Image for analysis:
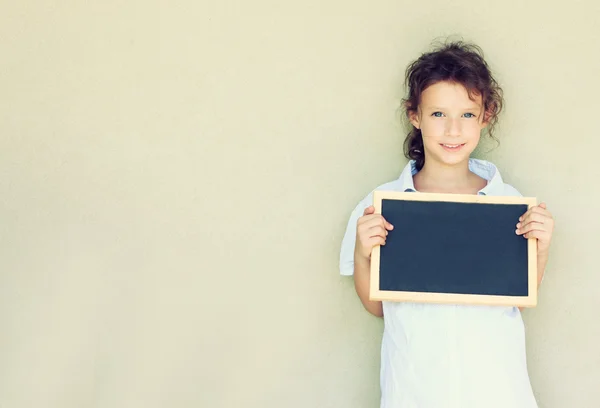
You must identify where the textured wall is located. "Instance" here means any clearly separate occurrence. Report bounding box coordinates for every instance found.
[1,1,598,407]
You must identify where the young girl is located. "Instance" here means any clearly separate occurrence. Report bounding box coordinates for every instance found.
[339,41,555,408]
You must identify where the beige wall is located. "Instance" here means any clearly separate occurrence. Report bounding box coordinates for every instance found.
[0,1,598,407]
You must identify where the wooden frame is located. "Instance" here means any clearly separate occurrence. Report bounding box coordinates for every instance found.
[369,191,538,307]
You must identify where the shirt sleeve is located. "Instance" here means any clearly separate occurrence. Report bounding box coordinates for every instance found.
[339,192,373,276]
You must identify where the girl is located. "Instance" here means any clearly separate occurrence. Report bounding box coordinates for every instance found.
[339,40,555,408]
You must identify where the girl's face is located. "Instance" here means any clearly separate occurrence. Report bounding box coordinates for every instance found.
[409,81,488,168]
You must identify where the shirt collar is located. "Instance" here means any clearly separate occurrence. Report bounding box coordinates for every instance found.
[397,158,504,195]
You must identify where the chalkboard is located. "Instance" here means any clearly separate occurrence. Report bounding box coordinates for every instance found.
[369,191,538,307]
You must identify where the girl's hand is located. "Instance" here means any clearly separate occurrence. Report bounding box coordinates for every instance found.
[355,205,394,261]
[516,202,554,254]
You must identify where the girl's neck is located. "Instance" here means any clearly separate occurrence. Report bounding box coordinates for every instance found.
[413,159,486,194]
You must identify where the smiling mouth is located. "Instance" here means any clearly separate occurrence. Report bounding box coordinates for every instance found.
[441,143,466,150]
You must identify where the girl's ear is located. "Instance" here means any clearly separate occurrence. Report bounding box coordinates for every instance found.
[408,109,420,129]
[481,109,492,129]
[481,103,495,128]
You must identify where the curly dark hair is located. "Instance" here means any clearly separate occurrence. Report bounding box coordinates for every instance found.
[401,40,504,170]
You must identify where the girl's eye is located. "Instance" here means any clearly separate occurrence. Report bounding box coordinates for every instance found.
[463,113,476,118]
[432,112,444,117]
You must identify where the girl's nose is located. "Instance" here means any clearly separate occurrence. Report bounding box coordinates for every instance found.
[445,118,461,137]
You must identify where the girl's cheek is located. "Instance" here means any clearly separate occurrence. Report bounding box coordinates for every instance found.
[466,122,483,135]
[421,120,444,137]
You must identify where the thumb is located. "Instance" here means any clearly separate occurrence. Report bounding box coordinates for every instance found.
[539,202,547,209]
[363,205,375,216]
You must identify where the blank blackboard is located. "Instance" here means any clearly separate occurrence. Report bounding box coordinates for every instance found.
[369,191,538,307]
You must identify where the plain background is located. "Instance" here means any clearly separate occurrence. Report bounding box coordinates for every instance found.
[1,1,598,407]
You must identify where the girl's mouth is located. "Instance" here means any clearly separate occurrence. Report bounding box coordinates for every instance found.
[440,143,465,152]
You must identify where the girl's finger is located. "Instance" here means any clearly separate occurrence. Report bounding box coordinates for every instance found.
[523,207,554,223]
[518,212,547,227]
[531,205,552,218]
[361,215,394,230]
[368,237,386,247]
[516,221,545,235]
[524,230,547,240]
[529,207,551,218]
[367,225,388,238]
[384,218,394,230]
[358,215,383,230]
[363,206,375,216]
[519,204,550,221]
[519,208,533,222]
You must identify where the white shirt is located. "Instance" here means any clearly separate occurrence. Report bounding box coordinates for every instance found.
[339,159,538,408]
